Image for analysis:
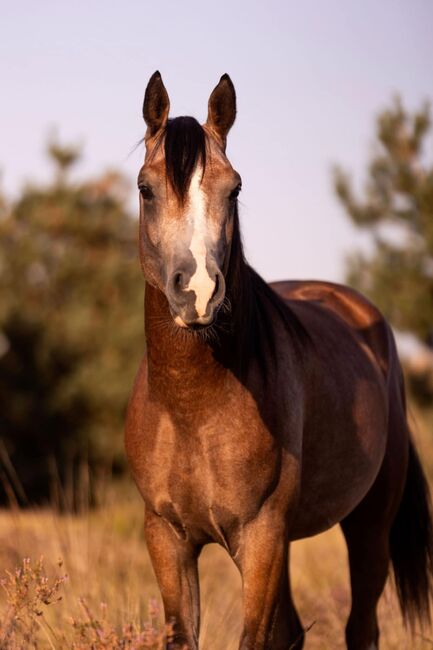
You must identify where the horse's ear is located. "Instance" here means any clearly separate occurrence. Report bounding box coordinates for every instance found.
[206,74,236,148]
[143,71,170,139]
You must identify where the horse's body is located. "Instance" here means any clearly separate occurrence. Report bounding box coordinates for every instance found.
[125,72,433,649]
[271,280,403,540]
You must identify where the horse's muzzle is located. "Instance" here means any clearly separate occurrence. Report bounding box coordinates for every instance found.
[166,264,226,329]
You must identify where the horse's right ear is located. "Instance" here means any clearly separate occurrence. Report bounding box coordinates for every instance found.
[143,71,170,139]
[206,74,236,149]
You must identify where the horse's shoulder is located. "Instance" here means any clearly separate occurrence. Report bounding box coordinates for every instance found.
[125,355,148,446]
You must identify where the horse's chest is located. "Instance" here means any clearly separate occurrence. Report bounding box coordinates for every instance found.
[138,406,281,538]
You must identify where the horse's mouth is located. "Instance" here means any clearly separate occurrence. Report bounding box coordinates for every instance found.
[172,305,222,331]
[173,315,215,331]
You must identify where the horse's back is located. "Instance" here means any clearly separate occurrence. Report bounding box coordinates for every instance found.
[270,279,396,380]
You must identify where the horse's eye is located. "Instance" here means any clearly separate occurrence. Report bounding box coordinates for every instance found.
[139,184,154,200]
[229,184,242,201]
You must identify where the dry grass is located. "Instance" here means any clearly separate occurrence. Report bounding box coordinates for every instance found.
[1,407,433,648]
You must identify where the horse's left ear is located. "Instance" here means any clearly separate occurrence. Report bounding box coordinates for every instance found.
[143,71,170,140]
[206,74,236,149]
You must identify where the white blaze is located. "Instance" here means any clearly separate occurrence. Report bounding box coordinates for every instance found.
[186,165,216,318]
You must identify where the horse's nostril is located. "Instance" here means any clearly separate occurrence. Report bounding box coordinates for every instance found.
[174,272,183,290]
[172,271,188,293]
[210,271,225,307]
[211,274,220,301]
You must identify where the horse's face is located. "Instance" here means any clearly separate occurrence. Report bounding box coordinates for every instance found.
[138,72,241,329]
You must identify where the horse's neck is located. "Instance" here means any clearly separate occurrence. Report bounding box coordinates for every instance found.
[145,265,260,385]
[144,283,228,388]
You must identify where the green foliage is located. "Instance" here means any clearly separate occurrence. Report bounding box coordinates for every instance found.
[0,142,144,504]
[334,97,433,347]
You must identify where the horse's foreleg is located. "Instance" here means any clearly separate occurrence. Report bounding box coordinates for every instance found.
[236,515,303,650]
[144,510,201,650]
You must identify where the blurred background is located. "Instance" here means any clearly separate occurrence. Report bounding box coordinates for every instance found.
[0,2,432,646]
[1,0,432,503]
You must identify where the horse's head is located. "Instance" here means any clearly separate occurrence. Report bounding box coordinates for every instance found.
[138,71,241,329]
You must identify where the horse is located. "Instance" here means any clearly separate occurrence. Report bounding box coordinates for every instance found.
[125,71,433,650]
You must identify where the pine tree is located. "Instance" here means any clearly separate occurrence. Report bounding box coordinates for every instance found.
[334,98,433,348]
[0,141,144,505]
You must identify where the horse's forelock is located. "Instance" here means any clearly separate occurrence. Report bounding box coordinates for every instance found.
[163,116,207,202]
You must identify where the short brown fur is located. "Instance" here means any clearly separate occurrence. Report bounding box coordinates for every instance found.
[125,73,433,649]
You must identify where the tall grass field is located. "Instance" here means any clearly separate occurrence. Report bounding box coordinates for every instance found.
[1,406,433,649]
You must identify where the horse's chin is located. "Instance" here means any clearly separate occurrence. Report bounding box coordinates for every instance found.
[173,315,189,329]
[173,314,216,332]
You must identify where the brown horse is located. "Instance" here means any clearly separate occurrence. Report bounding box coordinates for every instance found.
[125,71,433,650]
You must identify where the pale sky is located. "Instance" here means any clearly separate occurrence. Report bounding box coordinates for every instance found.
[1,0,432,282]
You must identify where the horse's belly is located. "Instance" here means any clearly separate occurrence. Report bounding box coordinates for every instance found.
[289,462,386,539]
[289,386,388,540]
[289,480,375,540]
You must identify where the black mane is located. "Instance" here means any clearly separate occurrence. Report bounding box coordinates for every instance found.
[219,203,311,378]
[158,116,310,371]
[164,116,206,202]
